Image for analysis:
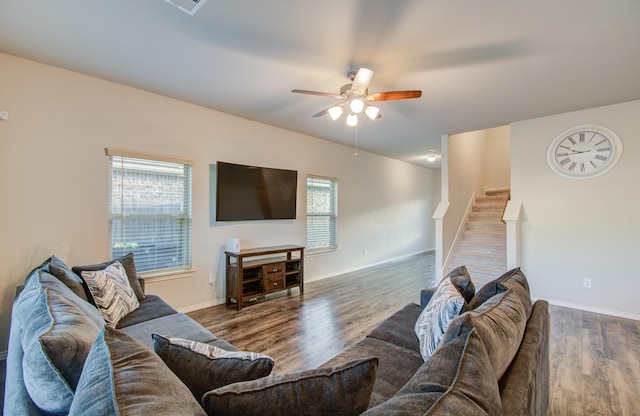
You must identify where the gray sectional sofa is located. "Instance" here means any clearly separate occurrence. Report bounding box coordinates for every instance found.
[323,266,550,415]
[4,253,549,415]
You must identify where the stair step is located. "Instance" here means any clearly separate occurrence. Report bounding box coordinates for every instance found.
[472,204,504,214]
[475,195,508,205]
[461,231,506,245]
[485,188,510,197]
[456,242,505,257]
[452,252,506,265]
[468,212,503,223]
[465,222,506,233]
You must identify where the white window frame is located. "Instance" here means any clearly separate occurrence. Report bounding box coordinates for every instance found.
[306,175,339,254]
[105,148,193,278]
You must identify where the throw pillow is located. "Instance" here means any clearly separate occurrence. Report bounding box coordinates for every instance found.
[81,261,140,327]
[361,329,502,416]
[201,357,379,416]
[69,327,206,416]
[414,277,465,361]
[73,252,146,302]
[445,265,476,304]
[443,287,530,380]
[152,333,274,400]
[14,270,104,414]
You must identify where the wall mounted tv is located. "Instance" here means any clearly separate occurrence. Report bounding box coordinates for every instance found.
[215,161,298,221]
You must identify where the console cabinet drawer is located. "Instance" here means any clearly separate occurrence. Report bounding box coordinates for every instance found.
[265,276,285,293]
[263,263,285,279]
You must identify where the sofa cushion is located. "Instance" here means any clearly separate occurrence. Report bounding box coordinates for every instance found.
[69,327,206,415]
[120,312,218,349]
[45,255,92,302]
[14,270,104,414]
[152,333,274,401]
[80,261,140,328]
[361,328,502,416]
[201,357,378,416]
[115,294,177,328]
[469,267,530,310]
[73,252,146,302]
[414,277,465,361]
[366,303,422,353]
[443,284,531,380]
[321,336,424,408]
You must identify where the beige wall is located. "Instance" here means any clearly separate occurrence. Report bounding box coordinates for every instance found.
[484,126,511,189]
[511,99,640,318]
[0,53,437,353]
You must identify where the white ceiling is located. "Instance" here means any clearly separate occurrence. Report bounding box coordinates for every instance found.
[1,0,639,167]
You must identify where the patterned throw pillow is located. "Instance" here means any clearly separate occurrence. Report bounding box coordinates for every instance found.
[414,277,465,361]
[152,334,274,400]
[81,261,139,327]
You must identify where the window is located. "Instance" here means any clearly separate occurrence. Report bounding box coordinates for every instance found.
[306,176,338,253]
[106,148,192,275]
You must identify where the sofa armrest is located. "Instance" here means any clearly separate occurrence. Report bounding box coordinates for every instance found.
[138,277,145,294]
[420,287,437,309]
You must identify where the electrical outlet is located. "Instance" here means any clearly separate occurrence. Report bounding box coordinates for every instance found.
[583,278,592,289]
[363,248,367,255]
[0,110,8,120]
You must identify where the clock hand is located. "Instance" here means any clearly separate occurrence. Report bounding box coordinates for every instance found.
[568,150,591,154]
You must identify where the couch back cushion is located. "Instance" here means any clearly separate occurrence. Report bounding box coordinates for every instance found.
[443,281,532,380]
[69,327,206,415]
[361,328,502,415]
[14,270,104,414]
[202,358,379,416]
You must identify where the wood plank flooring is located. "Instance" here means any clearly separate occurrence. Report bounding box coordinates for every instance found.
[189,252,640,415]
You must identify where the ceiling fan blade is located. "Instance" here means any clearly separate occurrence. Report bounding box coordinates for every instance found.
[291,89,342,99]
[350,68,374,96]
[312,106,335,118]
[366,90,422,101]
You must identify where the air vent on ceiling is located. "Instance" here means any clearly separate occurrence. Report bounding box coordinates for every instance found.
[164,0,207,15]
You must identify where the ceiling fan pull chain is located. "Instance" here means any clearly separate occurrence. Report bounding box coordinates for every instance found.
[354,124,359,157]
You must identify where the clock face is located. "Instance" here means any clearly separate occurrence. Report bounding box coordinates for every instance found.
[547,125,623,180]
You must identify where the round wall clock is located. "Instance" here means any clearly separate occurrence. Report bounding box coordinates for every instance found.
[547,124,623,180]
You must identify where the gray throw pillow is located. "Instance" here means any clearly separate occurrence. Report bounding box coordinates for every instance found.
[201,357,379,416]
[414,277,465,361]
[362,328,502,415]
[46,255,92,302]
[152,333,274,400]
[15,270,104,414]
[69,327,206,415]
[445,265,476,304]
[73,252,146,302]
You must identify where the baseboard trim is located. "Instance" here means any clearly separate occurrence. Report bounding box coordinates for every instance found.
[545,298,640,321]
[306,249,435,283]
[177,298,226,314]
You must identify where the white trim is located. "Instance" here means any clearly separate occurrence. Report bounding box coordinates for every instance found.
[104,147,194,165]
[442,192,476,277]
[544,298,640,321]
[177,298,226,313]
[142,269,195,283]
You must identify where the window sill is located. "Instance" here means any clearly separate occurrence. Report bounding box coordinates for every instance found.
[140,268,195,283]
[306,247,340,257]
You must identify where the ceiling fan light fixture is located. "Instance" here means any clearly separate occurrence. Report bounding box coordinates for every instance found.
[426,154,438,162]
[328,106,344,121]
[364,106,380,120]
[349,98,365,114]
[346,113,358,127]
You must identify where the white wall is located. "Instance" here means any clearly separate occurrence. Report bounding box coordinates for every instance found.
[0,53,437,352]
[511,99,640,318]
[484,126,511,189]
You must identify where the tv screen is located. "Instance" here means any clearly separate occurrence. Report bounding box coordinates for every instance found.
[216,161,298,221]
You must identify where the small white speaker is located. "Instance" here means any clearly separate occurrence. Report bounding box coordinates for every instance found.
[227,238,240,253]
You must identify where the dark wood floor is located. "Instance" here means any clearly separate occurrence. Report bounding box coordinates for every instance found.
[189,252,640,416]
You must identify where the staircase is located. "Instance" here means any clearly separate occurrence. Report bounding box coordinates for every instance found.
[448,188,509,288]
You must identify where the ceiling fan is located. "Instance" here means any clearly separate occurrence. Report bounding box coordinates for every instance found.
[292,68,422,127]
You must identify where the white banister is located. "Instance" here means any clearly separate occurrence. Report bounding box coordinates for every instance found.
[502,200,522,269]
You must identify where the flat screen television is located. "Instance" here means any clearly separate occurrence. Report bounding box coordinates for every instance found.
[215,161,298,221]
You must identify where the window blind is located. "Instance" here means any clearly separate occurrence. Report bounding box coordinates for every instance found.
[306,176,338,252]
[107,153,192,274]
